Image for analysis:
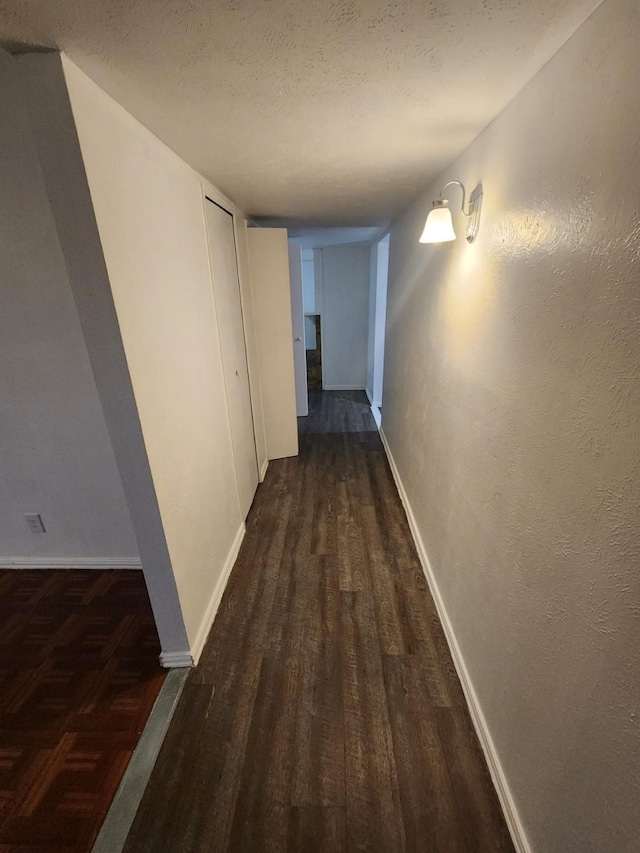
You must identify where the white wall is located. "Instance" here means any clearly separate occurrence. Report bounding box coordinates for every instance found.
[248,228,299,460]
[366,236,389,418]
[288,244,309,417]
[304,317,317,350]
[59,56,258,661]
[366,242,378,403]
[0,48,138,567]
[301,248,316,314]
[320,245,370,390]
[372,236,389,408]
[383,0,640,850]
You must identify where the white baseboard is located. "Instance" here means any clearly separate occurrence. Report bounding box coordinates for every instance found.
[379,428,531,853]
[159,650,193,668]
[0,556,142,570]
[322,384,366,391]
[370,405,382,430]
[365,387,374,406]
[189,522,246,666]
[260,457,269,482]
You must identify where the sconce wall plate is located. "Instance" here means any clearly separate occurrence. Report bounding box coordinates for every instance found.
[466,184,483,244]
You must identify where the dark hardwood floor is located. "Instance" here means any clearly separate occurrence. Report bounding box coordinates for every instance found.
[124,391,514,853]
[0,569,165,853]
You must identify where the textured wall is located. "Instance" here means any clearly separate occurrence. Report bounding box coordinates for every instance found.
[0,48,137,564]
[383,0,640,850]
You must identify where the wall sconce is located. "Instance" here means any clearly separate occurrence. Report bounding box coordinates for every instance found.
[419,181,483,244]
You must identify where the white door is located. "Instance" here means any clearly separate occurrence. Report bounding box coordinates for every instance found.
[246,228,299,460]
[205,199,259,517]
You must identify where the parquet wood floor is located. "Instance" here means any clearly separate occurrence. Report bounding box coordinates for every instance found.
[124,391,514,853]
[0,569,165,853]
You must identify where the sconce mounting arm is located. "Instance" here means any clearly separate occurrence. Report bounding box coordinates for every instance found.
[439,181,471,216]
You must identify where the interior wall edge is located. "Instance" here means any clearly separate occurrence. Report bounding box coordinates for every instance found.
[379,427,532,853]
[15,50,191,658]
[189,522,246,666]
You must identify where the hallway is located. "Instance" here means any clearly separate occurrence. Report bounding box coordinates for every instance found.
[124,391,513,852]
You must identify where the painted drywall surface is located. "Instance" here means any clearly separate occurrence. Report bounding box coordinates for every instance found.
[0,48,137,564]
[313,250,324,320]
[61,57,244,650]
[301,249,315,313]
[372,237,389,408]
[366,242,378,403]
[321,245,370,390]
[366,238,389,407]
[304,317,316,351]
[288,228,385,249]
[247,228,299,460]
[18,51,189,656]
[288,245,309,417]
[383,0,640,850]
[0,0,602,224]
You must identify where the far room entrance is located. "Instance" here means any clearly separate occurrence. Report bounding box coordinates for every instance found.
[288,231,390,429]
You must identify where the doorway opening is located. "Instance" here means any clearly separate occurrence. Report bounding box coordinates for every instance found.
[288,228,386,418]
[301,248,322,390]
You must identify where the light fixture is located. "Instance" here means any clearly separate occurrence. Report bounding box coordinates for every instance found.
[419,181,483,244]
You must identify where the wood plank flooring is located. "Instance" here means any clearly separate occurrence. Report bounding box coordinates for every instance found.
[124,391,514,853]
[0,569,165,853]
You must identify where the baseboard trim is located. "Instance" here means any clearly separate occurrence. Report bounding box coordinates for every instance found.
[189,522,246,666]
[159,650,193,668]
[379,427,531,853]
[260,457,269,482]
[322,384,366,391]
[370,405,382,430]
[0,557,142,570]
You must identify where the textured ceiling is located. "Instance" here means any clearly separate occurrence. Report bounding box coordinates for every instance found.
[0,0,601,226]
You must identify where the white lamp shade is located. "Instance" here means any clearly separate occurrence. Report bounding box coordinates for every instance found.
[419,203,456,243]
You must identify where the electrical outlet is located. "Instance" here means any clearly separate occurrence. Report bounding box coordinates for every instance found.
[25,513,46,534]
